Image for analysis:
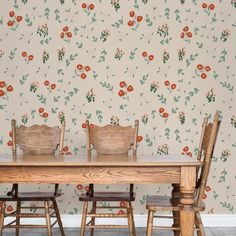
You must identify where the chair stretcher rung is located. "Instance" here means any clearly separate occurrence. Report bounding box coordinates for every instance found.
[20,206,54,210]
[87,213,128,218]
[85,225,129,229]
[154,215,179,219]
[16,213,47,218]
[96,206,127,209]
[152,226,200,231]
[153,226,180,231]
[4,225,48,229]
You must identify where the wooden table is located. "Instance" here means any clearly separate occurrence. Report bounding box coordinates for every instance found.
[0,154,201,236]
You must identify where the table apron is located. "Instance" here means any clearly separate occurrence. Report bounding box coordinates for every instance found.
[0,166,181,184]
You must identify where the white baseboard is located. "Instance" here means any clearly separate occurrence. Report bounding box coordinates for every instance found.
[5,214,236,228]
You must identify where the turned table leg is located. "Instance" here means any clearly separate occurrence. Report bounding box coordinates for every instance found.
[180,166,196,236]
[172,184,181,236]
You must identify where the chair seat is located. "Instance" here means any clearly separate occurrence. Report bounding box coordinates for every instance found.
[0,192,57,201]
[79,192,135,202]
[146,195,205,212]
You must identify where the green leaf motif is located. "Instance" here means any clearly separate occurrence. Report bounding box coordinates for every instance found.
[186,53,198,67]
[157,94,167,104]
[145,14,153,27]
[64,88,79,105]
[220,82,234,92]
[99,82,113,92]
[9,48,17,60]
[220,201,234,212]
[185,88,199,105]
[96,110,103,123]
[218,48,227,63]
[25,14,33,26]
[20,74,29,85]
[140,74,149,85]
[54,9,61,23]
[111,17,123,28]
[66,53,79,68]
[37,94,46,104]
[145,134,153,146]
[98,49,107,63]
[165,128,170,140]
[175,129,181,143]
[44,8,50,19]
[129,48,138,60]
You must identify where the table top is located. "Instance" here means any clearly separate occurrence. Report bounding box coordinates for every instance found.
[0,154,202,167]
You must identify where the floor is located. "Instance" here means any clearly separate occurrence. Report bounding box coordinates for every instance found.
[2,228,236,236]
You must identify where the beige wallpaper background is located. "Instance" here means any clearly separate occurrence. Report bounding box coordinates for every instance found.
[0,0,236,215]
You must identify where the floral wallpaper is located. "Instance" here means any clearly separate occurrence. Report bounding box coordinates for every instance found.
[0,0,236,215]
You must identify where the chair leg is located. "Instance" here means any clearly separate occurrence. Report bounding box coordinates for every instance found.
[127,201,134,236]
[90,201,96,236]
[146,210,154,236]
[80,201,88,236]
[195,212,206,236]
[128,201,136,236]
[16,201,21,236]
[172,210,180,236]
[44,201,52,236]
[52,199,65,236]
[0,201,6,236]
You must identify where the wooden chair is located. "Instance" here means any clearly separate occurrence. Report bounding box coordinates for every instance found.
[0,119,66,236]
[146,112,220,236]
[79,120,139,236]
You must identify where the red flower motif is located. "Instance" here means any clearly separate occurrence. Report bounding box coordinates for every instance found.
[183,26,189,32]
[81,73,87,79]
[82,3,87,8]
[128,20,134,27]
[171,84,176,90]
[0,81,6,88]
[16,16,23,22]
[85,66,91,72]
[39,107,44,113]
[197,64,203,70]
[129,11,135,17]
[9,11,15,17]
[63,26,69,32]
[163,112,169,118]
[77,64,83,70]
[0,90,5,97]
[89,4,95,10]
[201,73,207,79]
[44,80,49,86]
[148,55,154,61]
[127,85,134,92]
[164,80,170,86]
[50,84,56,90]
[137,136,143,142]
[7,21,14,27]
[42,112,48,118]
[205,66,211,72]
[119,81,126,88]
[209,3,215,10]
[118,90,125,97]
[7,85,13,92]
[202,3,207,8]
[137,16,143,22]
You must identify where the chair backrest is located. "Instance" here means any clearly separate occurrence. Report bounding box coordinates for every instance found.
[196,112,220,207]
[11,119,66,155]
[196,117,208,180]
[86,120,139,155]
